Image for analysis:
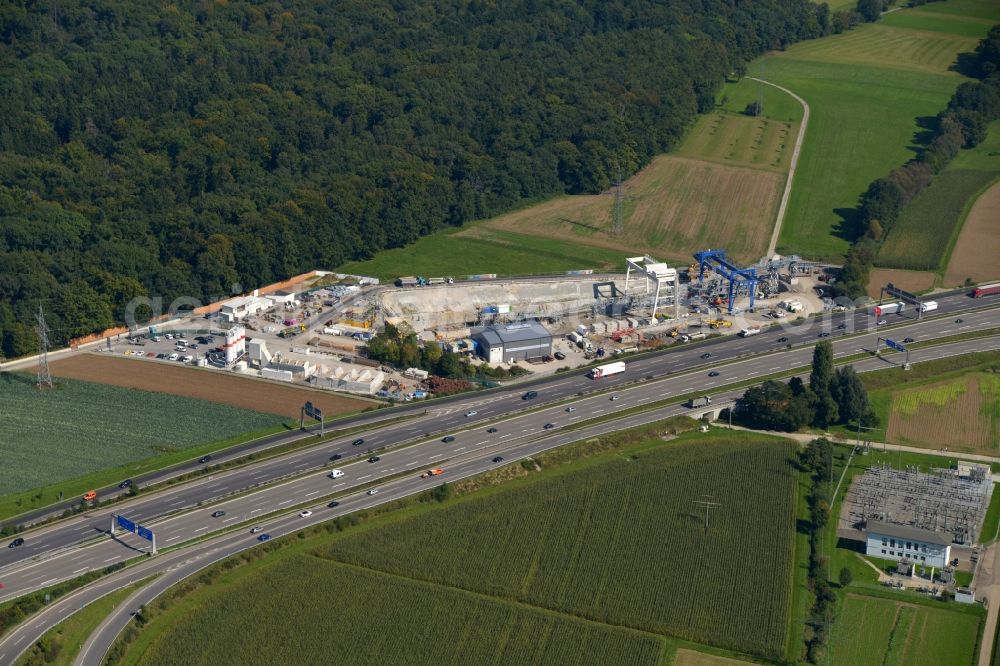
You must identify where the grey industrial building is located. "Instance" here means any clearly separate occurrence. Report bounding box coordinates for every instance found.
[473,321,553,363]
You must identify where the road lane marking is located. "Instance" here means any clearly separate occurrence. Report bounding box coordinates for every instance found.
[305,491,320,497]
[357,475,371,480]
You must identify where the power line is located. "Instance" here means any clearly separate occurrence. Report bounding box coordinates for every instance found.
[35,304,54,389]
[692,494,722,533]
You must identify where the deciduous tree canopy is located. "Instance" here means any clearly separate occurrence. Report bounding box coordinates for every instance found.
[0,0,826,356]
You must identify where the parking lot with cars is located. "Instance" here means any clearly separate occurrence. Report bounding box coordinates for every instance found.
[108,330,228,367]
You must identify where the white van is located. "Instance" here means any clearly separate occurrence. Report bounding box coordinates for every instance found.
[919,301,938,313]
[328,469,345,479]
[176,338,189,346]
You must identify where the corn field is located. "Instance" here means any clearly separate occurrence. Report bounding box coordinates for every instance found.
[325,436,798,660]
[137,555,664,666]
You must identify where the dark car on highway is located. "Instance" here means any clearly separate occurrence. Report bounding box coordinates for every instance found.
[352,438,365,446]
[368,456,380,463]
[487,427,498,433]
[330,453,342,461]
[442,436,455,443]
[777,337,788,343]
[818,332,830,338]
[8,537,25,548]
[328,500,340,508]
[199,455,212,464]
[903,337,914,343]
[708,371,720,377]
[118,479,133,489]
[700,352,712,359]
[836,323,846,330]
[522,391,538,400]
[492,456,504,463]
[257,533,271,542]
[211,510,226,518]
[543,423,555,429]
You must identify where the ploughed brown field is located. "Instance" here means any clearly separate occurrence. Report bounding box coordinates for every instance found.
[945,181,1000,287]
[866,268,936,298]
[48,354,374,420]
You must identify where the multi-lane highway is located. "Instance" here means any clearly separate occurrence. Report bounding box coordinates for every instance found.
[2,302,998,595]
[5,288,989,530]
[2,299,998,579]
[0,293,995,661]
[1,332,998,665]
[2,297,998,576]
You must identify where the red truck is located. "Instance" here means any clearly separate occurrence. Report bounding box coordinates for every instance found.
[972,283,1000,298]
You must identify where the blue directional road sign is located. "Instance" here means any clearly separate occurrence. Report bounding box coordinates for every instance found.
[115,515,136,533]
[884,339,906,352]
[137,526,154,542]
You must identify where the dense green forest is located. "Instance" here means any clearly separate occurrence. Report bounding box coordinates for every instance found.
[0,0,828,357]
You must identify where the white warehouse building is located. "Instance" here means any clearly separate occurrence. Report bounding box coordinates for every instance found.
[865,520,952,569]
[219,296,270,323]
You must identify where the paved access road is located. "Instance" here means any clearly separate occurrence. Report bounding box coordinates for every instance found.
[0,333,996,665]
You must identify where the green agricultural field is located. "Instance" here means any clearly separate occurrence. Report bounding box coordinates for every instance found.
[828,593,981,666]
[115,432,800,664]
[876,170,997,271]
[881,4,998,37]
[324,436,799,660]
[134,556,665,666]
[0,372,285,497]
[951,121,1000,171]
[767,1,996,260]
[337,225,620,281]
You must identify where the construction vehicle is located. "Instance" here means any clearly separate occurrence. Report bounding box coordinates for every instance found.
[611,327,637,342]
[279,324,307,338]
[706,319,732,329]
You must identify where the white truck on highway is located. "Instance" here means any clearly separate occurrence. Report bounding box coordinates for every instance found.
[874,301,905,317]
[739,326,762,337]
[686,396,712,408]
[918,300,938,313]
[589,361,626,379]
[328,469,344,479]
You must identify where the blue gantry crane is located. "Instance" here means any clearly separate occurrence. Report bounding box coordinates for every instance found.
[692,249,759,314]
